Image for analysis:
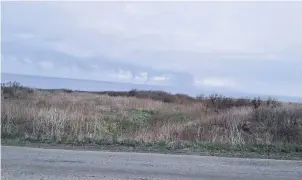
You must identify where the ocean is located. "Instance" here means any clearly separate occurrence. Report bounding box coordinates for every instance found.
[1,73,200,95]
[1,73,302,102]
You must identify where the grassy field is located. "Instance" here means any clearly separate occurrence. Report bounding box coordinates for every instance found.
[1,82,302,158]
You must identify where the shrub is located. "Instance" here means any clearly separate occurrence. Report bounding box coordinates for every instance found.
[251,97,262,109]
[265,96,281,108]
[61,88,73,93]
[1,81,34,99]
[128,89,138,96]
[251,107,302,143]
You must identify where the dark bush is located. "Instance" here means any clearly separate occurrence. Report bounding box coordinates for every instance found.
[61,88,73,93]
[265,96,281,108]
[128,89,138,96]
[1,81,34,99]
[251,97,262,109]
[251,107,302,143]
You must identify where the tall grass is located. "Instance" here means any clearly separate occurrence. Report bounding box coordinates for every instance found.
[1,82,302,147]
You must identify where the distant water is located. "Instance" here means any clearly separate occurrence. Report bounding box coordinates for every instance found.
[0,73,199,96]
[1,73,302,102]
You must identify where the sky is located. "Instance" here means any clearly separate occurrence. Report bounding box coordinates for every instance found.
[1,1,302,97]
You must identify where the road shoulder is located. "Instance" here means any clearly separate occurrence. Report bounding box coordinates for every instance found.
[2,138,302,160]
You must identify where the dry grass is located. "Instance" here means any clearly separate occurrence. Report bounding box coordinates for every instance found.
[1,83,302,148]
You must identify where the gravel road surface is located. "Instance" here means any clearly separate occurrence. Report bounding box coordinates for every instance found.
[1,146,302,180]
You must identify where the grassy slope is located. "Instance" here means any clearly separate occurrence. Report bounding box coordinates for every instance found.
[1,82,302,159]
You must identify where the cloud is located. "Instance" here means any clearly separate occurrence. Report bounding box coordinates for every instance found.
[109,69,133,81]
[134,72,148,84]
[151,75,170,82]
[39,61,54,70]
[194,77,235,88]
[13,33,36,40]
[1,46,193,86]
[1,1,302,97]
[23,58,33,64]
[51,2,302,58]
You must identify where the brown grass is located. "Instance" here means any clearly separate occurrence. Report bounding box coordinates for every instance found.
[1,82,302,147]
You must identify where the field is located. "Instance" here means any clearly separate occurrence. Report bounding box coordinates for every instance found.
[1,82,302,157]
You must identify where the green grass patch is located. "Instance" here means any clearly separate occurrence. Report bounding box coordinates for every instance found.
[2,136,302,160]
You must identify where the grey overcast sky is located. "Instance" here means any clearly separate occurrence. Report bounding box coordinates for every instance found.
[1,1,302,97]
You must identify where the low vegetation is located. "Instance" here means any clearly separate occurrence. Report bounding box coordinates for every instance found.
[1,82,302,157]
